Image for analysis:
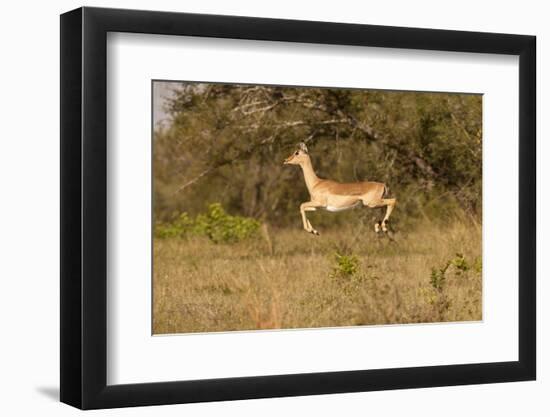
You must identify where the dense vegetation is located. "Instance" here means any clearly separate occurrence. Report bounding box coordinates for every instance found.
[154,83,482,229]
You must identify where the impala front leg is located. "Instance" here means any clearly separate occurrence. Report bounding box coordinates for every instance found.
[300,201,321,235]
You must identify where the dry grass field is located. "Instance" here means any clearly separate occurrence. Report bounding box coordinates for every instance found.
[153,217,482,334]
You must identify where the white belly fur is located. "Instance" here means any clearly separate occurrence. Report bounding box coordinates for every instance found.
[325,202,361,212]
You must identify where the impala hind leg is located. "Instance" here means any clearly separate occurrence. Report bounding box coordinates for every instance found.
[364,198,396,234]
[380,198,396,232]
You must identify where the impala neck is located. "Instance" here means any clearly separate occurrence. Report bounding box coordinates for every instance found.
[299,156,320,194]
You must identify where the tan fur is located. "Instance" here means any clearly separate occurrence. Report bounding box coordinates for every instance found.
[284,144,396,235]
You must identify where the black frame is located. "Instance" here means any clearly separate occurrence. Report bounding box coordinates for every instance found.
[60,6,536,410]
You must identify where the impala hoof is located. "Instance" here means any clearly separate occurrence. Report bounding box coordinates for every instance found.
[311,230,320,236]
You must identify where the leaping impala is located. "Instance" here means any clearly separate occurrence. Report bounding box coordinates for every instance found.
[284,142,396,236]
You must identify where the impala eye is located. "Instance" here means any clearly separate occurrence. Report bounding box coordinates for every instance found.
[295,151,299,155]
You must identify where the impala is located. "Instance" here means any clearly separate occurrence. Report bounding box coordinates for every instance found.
[284,142,396,236]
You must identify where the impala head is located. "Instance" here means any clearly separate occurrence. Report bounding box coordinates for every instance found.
[284,142,310,165]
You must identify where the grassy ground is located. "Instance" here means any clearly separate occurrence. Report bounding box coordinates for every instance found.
[153,218,482,334]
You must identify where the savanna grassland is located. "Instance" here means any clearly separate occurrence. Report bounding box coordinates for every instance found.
[153,214,482,334]
[152,82,483,334]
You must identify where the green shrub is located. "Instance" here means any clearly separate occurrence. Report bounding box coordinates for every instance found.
[473,256,482,274]
[194,203,260,244]
[430,262,449,291]
[154,212,194,238]
[154,203,260,244]
[429,253,474,291]
[330,253,360,280]
[450,253,469,274]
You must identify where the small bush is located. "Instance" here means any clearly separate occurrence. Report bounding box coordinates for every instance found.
[450,253,469,274]
[194,203,260,244]
[154,203,260,244]
[330,253,360,280]
[429,253,475,291]
[430,263,449,291]
[154,212,194,238]
[473,256,482,274]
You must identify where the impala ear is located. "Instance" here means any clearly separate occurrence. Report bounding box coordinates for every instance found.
[298,142,308,153]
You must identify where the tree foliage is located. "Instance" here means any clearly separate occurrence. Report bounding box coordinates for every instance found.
[153,83,482,227]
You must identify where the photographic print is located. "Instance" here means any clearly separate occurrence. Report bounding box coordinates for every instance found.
[152,81,482,335]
